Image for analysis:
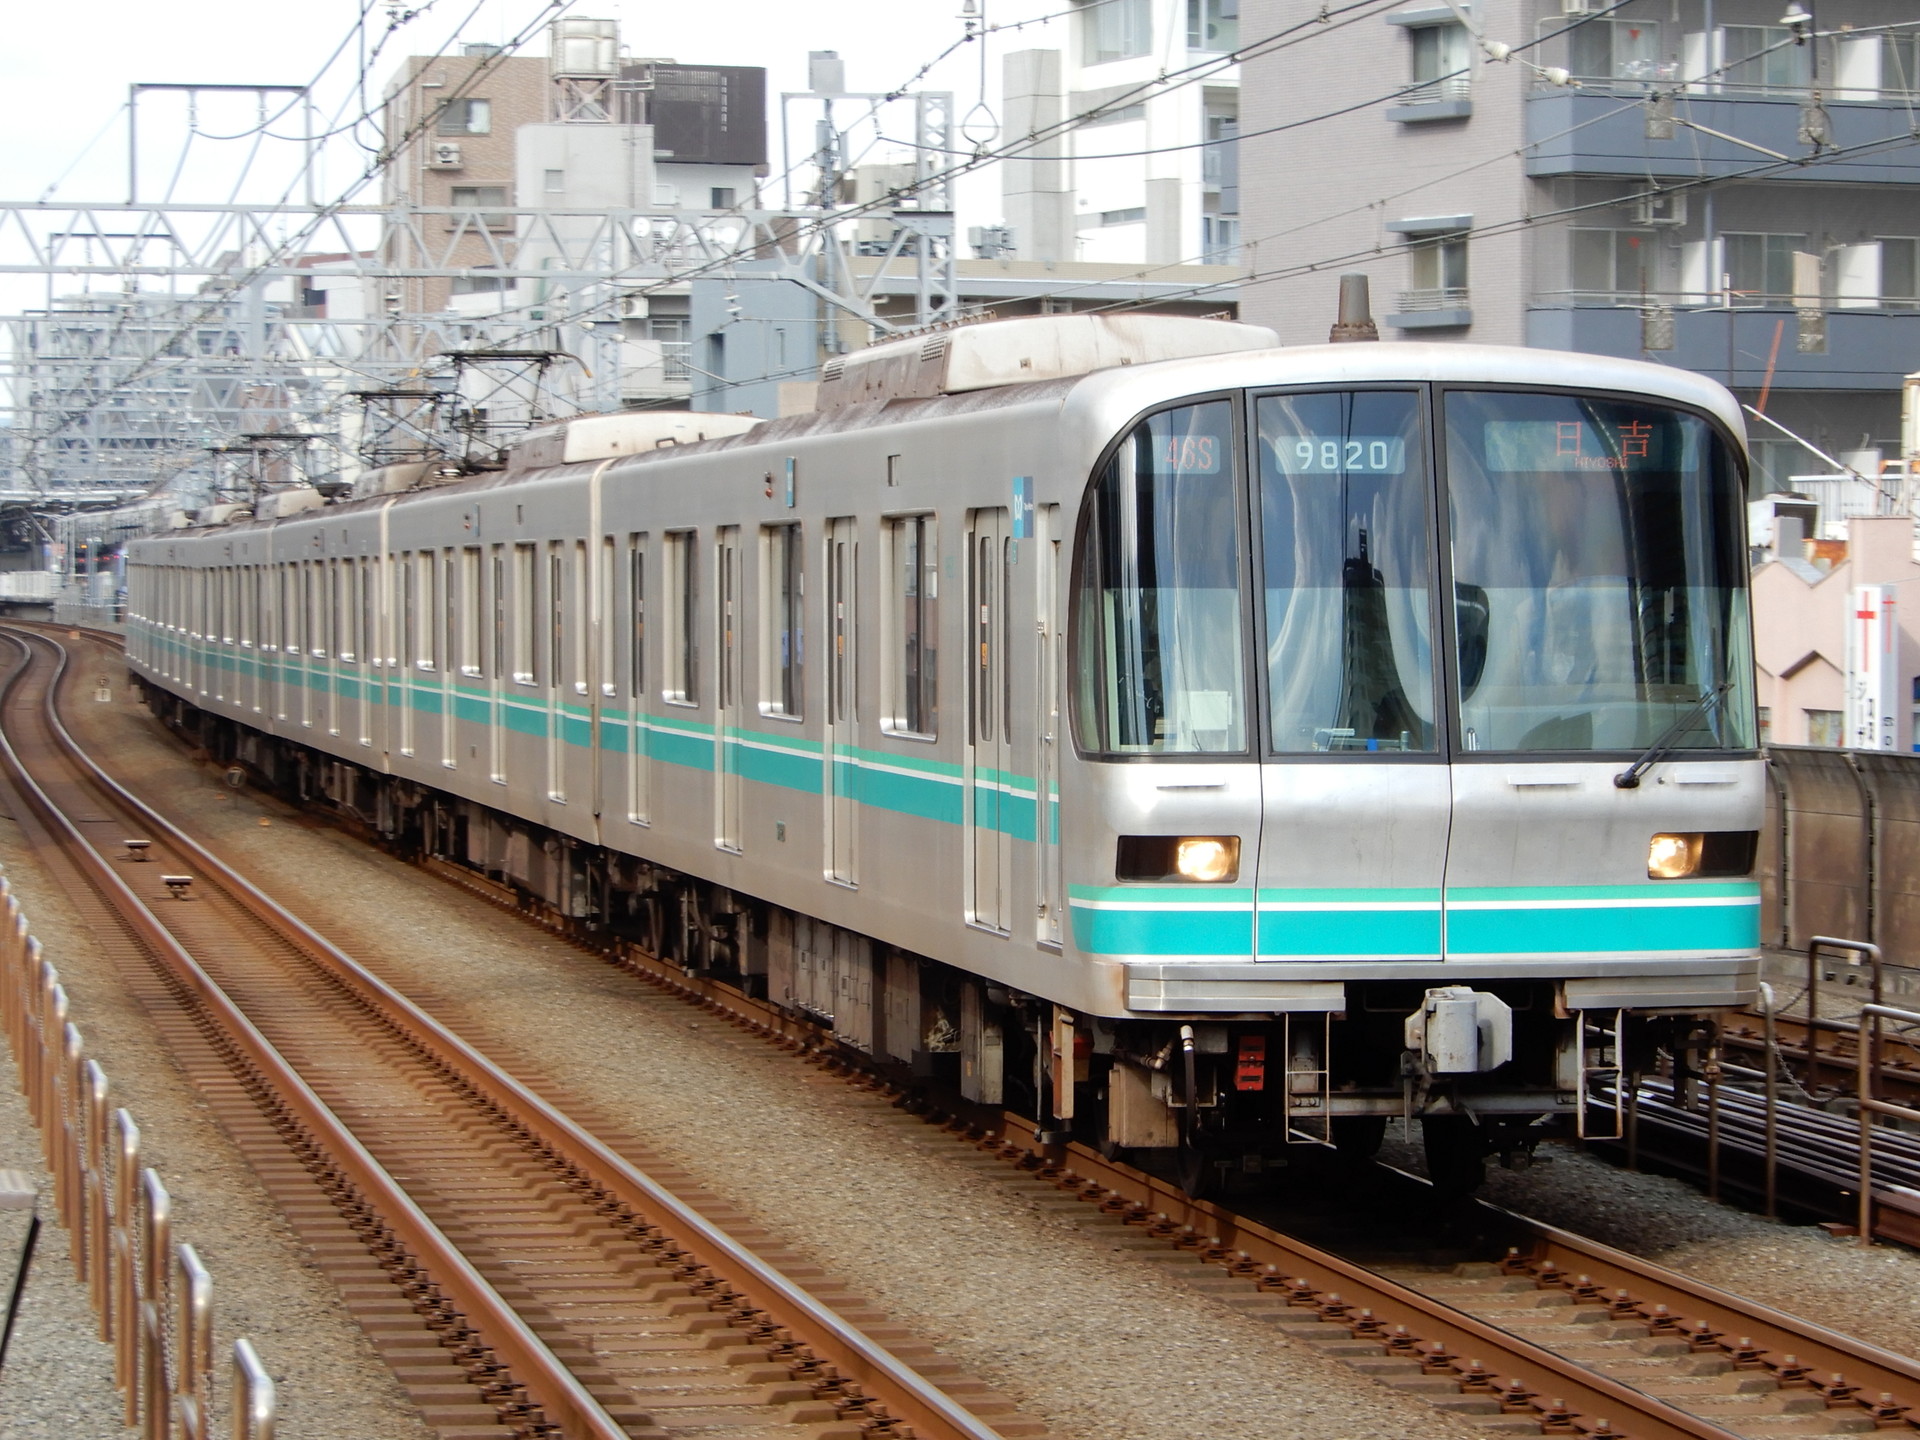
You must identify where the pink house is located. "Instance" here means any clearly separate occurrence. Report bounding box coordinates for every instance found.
[1751,514,1920,749]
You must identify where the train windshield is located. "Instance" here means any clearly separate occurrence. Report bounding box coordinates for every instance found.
[1444,390,1755,754]
[1255,390,1437,753]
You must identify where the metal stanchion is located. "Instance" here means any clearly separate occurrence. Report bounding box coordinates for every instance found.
[1624,1074,1640,1172]
[82,1060,109,1328]
[138,1169,171,1440]
[1759,982,1779,1220]
[113,1110,140,1421]
[1705,1034,1723,1202]
[232,1337,276,1440]
[1855,1002,1920,1248]
[173,1244,212,1440]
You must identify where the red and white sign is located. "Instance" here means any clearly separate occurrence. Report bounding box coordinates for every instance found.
[1847,584,1900,750]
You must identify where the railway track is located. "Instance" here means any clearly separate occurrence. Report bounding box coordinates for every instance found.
[401,852,1920,1440]
[42,619,1920,1440]
[0,626,1030,1440]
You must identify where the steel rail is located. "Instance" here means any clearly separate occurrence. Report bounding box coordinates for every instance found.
[0,631,633,1440]
[985,1114,1741,1440]
[22,627,1006,1440]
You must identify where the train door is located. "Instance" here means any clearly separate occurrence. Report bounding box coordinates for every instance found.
[1251,387,1450,969]
[441,548,458,771]
[967,508,1013,933]
[715,527,743,851]
[398,552,417,756]
[1035,504,1064,948]
[825,516,858,886]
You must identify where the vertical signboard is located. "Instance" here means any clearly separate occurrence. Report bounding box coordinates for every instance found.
[1847,584,1899,750]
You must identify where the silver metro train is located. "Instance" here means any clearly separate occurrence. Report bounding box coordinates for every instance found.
[126,309,1762,1189]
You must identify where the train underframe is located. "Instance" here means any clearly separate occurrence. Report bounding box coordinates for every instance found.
[149,684,1725,1196]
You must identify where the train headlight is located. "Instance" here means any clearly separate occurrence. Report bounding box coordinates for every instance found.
[1175,837,1237,883]
[1647,833,1703,879]
[1116,836,1241,883]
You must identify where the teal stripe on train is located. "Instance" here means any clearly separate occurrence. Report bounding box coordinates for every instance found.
[1068,883,1760,959]
[1445,883,1760,955]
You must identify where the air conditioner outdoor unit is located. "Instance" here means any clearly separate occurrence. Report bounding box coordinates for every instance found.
[1633,190,1687,227]
[429,142,464,169]
[1561,0,1599,13]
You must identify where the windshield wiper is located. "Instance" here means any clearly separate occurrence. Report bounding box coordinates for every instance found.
[1613,682,1732,790]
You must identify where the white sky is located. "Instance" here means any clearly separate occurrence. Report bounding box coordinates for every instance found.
[0,0,1072,220]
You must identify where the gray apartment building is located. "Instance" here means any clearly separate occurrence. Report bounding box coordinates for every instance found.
[1239,0,1920,487]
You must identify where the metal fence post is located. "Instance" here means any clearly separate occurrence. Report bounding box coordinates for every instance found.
[1759,982,1779,1220]
[82,1060,109,1329]
[1705,1029,1723,1202]
[232,1336,276,1440]
[59,1022,83,1256]
[173,1244,212,1440]
[112,1109,140,1418]
[138,1169,171,1440]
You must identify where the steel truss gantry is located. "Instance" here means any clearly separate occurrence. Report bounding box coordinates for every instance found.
[1,194,963,508]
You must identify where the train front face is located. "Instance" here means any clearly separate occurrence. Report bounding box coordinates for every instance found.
[1068,358,1760,1156]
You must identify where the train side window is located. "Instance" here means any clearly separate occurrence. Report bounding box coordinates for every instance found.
[663,531,697,706]
[597,537,614,698]
[547,542,564,689]
[461,547,483,675]
[442,549,456,675]
[415,551,437,670]
[491,546,507,679]
[760,523,803,720]
[570,540,588,694]
[513,542,537,684]
[628,534,647,701]
[880,515,938,740]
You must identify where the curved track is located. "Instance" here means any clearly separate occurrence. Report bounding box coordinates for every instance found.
[0,626,1022,1440]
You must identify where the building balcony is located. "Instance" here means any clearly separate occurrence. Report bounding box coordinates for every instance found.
[1525,90,1920,184]
[1389,287,1471,330]
[1387,75,1472,124]
[1526,302,1920,389]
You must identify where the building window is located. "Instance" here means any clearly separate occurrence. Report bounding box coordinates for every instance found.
[1098,207,1147,227]
[1080,0,1150,65]
[1409,23,1471,102]
[664,531,697,705]
[1723,232,1806,306]
[883,515,938,739]
[1406,229,1468,307]
[1202,215,1240,264]
[710,186,735,209]
[1724,27,1810,92]
[1570,229,1655,300]
[1806,709,1843,747]
[543,168,564,193]
[451,269,509,295]
[1186,0,1237,52]
[1757,706,1772,744]
[449,185,510,229]
[436,97,492,135]
[1568,19,1665,82]
[761,524,803,718]
[1881,237,1919,310]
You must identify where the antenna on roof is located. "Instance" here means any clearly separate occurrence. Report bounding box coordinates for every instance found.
[1329,274,1380,344]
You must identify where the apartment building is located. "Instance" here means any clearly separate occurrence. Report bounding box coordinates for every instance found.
[380,22,767,406]
[1239,0,1920,486]
[1002,0,1241,265]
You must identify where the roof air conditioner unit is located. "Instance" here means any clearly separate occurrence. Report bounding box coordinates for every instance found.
[1562,0,1599,13]
[1633,190,1687,226]
[429,142,464,169]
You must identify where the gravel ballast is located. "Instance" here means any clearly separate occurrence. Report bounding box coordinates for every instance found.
[17,633,1920,1438]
